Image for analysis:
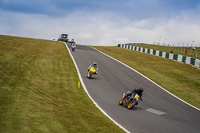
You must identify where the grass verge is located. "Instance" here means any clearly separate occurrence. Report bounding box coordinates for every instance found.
[93,46,200,109]
[0,35,124,133]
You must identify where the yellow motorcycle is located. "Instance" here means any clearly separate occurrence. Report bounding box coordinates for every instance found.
[87,66,97,79]
[119,93,140,109]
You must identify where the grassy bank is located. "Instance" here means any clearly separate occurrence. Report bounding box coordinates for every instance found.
[0,35,124,133]
[138,44,200,59]
[93,46,200,109]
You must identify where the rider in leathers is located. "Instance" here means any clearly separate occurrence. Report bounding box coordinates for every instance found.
[71,39,76,48]
[88,62,98,74]
[125,87,144,104]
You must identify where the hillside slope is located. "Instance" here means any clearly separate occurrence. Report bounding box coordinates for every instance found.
[0,35,124,133]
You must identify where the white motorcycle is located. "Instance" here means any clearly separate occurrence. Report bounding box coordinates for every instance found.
[71,42,76,51]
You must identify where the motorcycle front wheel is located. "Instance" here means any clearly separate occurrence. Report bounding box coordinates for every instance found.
[119,100,123,105]
[87,73,91,79]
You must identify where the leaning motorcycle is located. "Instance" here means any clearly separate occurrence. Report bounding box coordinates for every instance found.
[87,66,97,79]
[119,93,140,109]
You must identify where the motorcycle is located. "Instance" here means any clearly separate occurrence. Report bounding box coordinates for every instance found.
[87,66,97,79]
[119,93,140,109]
[72,45,76,51]
[71,42,76,51]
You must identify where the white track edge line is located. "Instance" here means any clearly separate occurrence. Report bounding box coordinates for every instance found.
[91,47,200,112]
[64,43,130,133]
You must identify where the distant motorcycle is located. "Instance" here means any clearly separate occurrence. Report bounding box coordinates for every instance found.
[72,45,75,51]
[119,93,140,109]
[87,66,97,79]
[71,42,76,51]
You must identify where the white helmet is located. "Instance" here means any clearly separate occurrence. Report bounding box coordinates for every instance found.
[93,62,97,65]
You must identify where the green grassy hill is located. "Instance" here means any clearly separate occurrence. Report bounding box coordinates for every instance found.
[0,35,124,133]
[93,46,200,109]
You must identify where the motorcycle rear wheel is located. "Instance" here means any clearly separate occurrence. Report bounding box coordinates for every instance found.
[128,101,135,109]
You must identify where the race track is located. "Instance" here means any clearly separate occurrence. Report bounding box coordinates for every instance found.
[67,43,200,133]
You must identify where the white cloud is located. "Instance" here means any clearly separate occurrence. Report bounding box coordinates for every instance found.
[0,8,200,46]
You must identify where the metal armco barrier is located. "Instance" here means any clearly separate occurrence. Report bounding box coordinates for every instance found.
[119,44,200,68]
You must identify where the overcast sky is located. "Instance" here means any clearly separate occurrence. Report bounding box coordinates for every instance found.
[0,0,200,46]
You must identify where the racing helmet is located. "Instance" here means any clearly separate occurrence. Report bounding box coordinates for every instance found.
[93,62,97,65]
[138,87,144,92]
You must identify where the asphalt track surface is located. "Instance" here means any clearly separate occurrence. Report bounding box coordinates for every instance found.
[67,43,200,133]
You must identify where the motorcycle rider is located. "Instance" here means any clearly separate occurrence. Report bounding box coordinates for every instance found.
[125,87,144,104]
[88,62,98,74]
[71,39,76,48]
